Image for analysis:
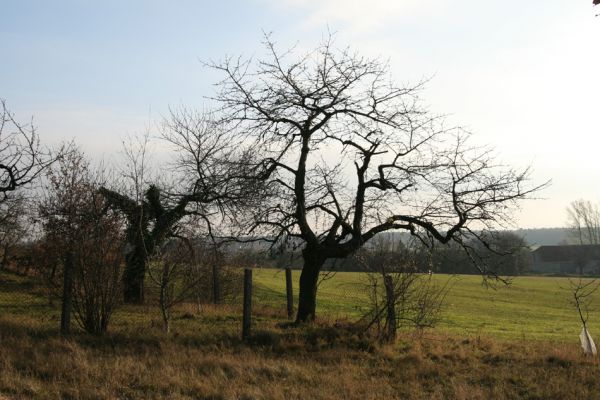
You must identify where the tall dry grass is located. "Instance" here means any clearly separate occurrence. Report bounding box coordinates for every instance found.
[1,308,600,400]
[1,270,600,399]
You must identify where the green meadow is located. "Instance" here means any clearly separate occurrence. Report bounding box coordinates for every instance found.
[1,269,596,343]
[253,269,600,342]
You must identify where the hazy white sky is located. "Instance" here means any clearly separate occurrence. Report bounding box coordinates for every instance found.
[1,0,599,228]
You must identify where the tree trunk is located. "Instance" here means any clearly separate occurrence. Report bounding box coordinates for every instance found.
[295,248,326,323]
[123,244,146,304]
[60,251,74,336]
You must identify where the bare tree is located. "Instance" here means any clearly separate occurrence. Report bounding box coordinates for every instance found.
[0,100,67,275]
[40,149,91,334]
[567,199,600,245]
[211,35,545,322]
[568,278,599,355]
[148,239,200,333]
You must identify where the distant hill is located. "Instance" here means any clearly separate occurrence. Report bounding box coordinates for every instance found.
[511,228,571,247]
[377,228,573,248]
[220,228,573,252]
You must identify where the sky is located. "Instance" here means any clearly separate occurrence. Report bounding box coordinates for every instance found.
[1,0,599,229]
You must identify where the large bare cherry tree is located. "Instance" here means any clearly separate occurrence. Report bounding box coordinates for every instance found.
[212,36,543,322]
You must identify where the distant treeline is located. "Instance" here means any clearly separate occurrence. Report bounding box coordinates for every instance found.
[264,231,531,276]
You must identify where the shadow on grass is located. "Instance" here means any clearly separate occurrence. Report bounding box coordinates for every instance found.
[0,269,380,357]
[0,308,381,359]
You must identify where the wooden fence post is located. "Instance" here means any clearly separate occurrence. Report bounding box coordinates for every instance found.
[285,267,294,319]
[212,264,220,305]
[242,268,252,340]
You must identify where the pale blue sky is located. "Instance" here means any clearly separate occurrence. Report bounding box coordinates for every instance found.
[1,0,599,228]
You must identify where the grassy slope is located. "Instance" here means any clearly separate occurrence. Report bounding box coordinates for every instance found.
[2,270,600,399]
[253,269,600,342]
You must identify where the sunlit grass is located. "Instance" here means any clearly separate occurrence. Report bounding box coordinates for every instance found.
[253,269,600,342]
[2,269,597,342]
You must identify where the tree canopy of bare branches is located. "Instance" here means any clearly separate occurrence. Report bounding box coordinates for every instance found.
[160,107,265,230]
[211,35,545,322]
[100,110,262,304]
[0,100,56,200]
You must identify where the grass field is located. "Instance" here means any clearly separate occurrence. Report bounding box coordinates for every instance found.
[1,269,594,342]
[2,269,600,399]
[254,269,599,342]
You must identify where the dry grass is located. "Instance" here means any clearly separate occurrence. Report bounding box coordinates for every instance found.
[1,310,600,400]
[2,270,600,399]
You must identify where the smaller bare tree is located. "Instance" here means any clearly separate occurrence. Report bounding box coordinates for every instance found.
[149,238,203,334]
[70,192,124,335]
[358,237,451,342]
[568,278,600,355]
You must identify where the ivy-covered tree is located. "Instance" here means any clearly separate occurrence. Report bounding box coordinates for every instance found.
[99,185,197,304]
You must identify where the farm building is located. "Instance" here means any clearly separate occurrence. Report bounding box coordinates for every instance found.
[530,245,600,274]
